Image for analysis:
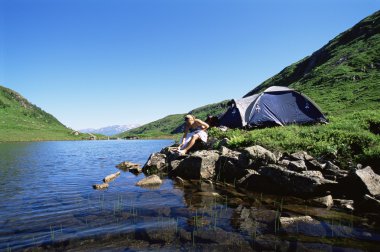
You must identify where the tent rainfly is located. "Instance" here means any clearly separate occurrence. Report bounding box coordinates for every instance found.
[218,86,327,128]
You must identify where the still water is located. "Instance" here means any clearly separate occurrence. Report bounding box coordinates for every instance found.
[0,140,379,251]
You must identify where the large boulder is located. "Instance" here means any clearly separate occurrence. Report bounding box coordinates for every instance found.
[169,150,220,180]
[256,164,338,196]
[241,145,277,168]
[142,152,167,175]
[352,166,380,197]
[237,170,272,191]
[215,147,247,183]
[321,161,349,181]
[135,175,162,187]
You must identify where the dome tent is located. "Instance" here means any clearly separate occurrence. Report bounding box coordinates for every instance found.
[219,86,327,128]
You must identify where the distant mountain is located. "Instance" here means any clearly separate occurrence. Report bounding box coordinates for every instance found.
[119,10,380,137]
[0,85,85,141]
[80,124,140,136]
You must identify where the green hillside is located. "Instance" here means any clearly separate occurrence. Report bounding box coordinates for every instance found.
[121,10,380,139]
[118,100,229,138]
[118,11,380,169]
[0,85,87,141]
[212,11,380,168]
[245,10,380,116]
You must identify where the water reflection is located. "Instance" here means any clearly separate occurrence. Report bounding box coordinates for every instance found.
[0,141,380,251]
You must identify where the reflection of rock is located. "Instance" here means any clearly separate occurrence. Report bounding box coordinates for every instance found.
[280,216,325,237]
[231,205,277,235]
[103,171,121,183]
[136,175,162,187]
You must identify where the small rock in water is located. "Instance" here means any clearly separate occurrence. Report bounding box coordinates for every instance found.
[103,171,121,183]
[116,161,141,171]
[129,166,143,175]
[136,175,162,187]
[92,183,109,190]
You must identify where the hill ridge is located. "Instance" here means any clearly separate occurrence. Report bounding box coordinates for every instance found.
[120,10,380,137]
[0,85,84,141]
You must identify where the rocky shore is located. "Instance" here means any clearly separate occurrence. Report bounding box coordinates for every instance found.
[128,142,380,214]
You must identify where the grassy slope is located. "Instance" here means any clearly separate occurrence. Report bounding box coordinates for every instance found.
[121,11,379,139]
[117,100,229,138]
[244,10,380,116]
[120,11,380,168]
[0,86,87,141]
[213,11,380,168]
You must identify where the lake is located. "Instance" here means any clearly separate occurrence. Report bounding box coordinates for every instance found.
[0,140,379,251]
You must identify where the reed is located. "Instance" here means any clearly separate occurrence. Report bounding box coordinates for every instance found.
[50,225,55,241]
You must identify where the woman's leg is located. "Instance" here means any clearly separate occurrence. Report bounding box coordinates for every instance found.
[182,134,200,154]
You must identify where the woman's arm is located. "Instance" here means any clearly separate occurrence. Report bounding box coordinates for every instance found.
[195,119,209,130]
[179,126,189,146]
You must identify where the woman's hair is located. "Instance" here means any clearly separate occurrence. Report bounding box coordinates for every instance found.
[184,114,195,121]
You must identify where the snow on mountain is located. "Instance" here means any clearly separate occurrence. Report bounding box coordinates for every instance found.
[79,124,140,136]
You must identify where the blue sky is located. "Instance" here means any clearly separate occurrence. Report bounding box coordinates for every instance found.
[1,0,379,130]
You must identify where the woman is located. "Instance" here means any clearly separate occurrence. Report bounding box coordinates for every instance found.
[177,114,209,155]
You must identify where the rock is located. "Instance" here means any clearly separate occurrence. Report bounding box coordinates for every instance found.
[169,150,220,180]
[257,164,338,196]
[237,170,272,191]
[356,194,380,212]
[242,145,277,167]
[333,199,354,211]
[301,170,325,179]
[116,161,141,171]
[174,176,185,186]
[231,205,278,235]
[309,195,334,208]
[129,166,143,175]
[290,151,314,161]
[136,175,162,187]
[325,161,341,170]
[288,160,307,172]
[277,159,290,167]
[103,171,121,183]
[215,147,246,183]
[92,183,109,190]
[218,137,230,147]
[169,159,181,171]
[142,153,167,175]
[353,166,380,197]
[305,159,324,170]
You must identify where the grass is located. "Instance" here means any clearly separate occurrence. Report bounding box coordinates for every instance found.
[118,11,380,171]
[0,85,89,142]
[210,109,380,168]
